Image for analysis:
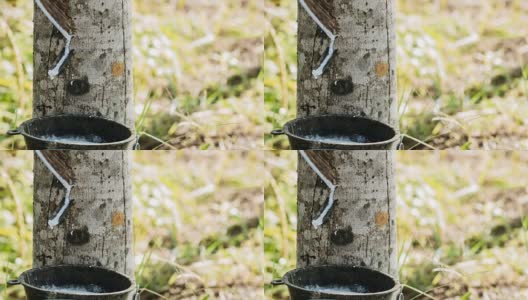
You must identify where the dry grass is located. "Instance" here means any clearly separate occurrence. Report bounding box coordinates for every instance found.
[264,151,528,300]
[133,0,265,150]
[0,0,264,150]
[0,151,264,300]
[265,0,528,150]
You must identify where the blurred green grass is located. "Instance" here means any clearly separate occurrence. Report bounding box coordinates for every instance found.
[0,0,264,150]
[265,0,528,150]
[264,151,528,299]
[0,151,264,300]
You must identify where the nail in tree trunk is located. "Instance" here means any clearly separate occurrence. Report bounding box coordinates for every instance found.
[32,0,134,276]
[296,0,398,277]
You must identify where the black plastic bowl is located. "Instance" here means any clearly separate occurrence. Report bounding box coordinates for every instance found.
[271,115,400,150]
[7,115,136,150]
[271,265,402,300]
[8,265,137,300]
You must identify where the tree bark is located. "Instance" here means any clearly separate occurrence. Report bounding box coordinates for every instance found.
[33,151,134,277]
[32,0,134,277]
[297,151,398,277]
[297,0,397,128]
[296,0,398,278]
[33,0,134,127]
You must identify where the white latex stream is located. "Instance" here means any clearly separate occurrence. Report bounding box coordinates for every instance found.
[35,150,74,228]
[34,0,73,78]
[299,0,337,78]
[299,150,337,228]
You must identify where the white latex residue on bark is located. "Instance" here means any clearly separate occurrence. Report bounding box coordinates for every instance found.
[35,151,74,228]
[299,0,337,79]
[299,150,337,228]
[34,0,73,78]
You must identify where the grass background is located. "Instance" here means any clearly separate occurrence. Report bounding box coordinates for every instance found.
[0,0,264,150]
[2,1,528,300]
[265,0,528,150]
[0,151,264,300]
[7,151,527,300]
[264,151,528,299]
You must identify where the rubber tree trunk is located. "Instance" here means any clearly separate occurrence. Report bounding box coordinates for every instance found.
[32,0,134,277]
[296,0,398,277]
[33,151,134,276]
[297,0,397,127]
[33,0,133,126]
[297,151,397,277]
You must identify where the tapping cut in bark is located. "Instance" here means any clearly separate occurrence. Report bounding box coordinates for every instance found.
[34,0,74,77]
[35,151,74,228]
[299,150,338,228]
[299,0,338,78]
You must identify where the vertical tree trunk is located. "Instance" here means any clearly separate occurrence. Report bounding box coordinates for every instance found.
[33,151,134,277]
[33,0,133,127]
[297,151,398,277]
[296,0,398,277]
[297,0,397,128]
[32,0,134,277]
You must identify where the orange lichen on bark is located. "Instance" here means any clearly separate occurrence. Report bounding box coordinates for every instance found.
[375,62,389,77]
[112,212,125,227]
[375,211,389,227]
[111,62,125,77]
